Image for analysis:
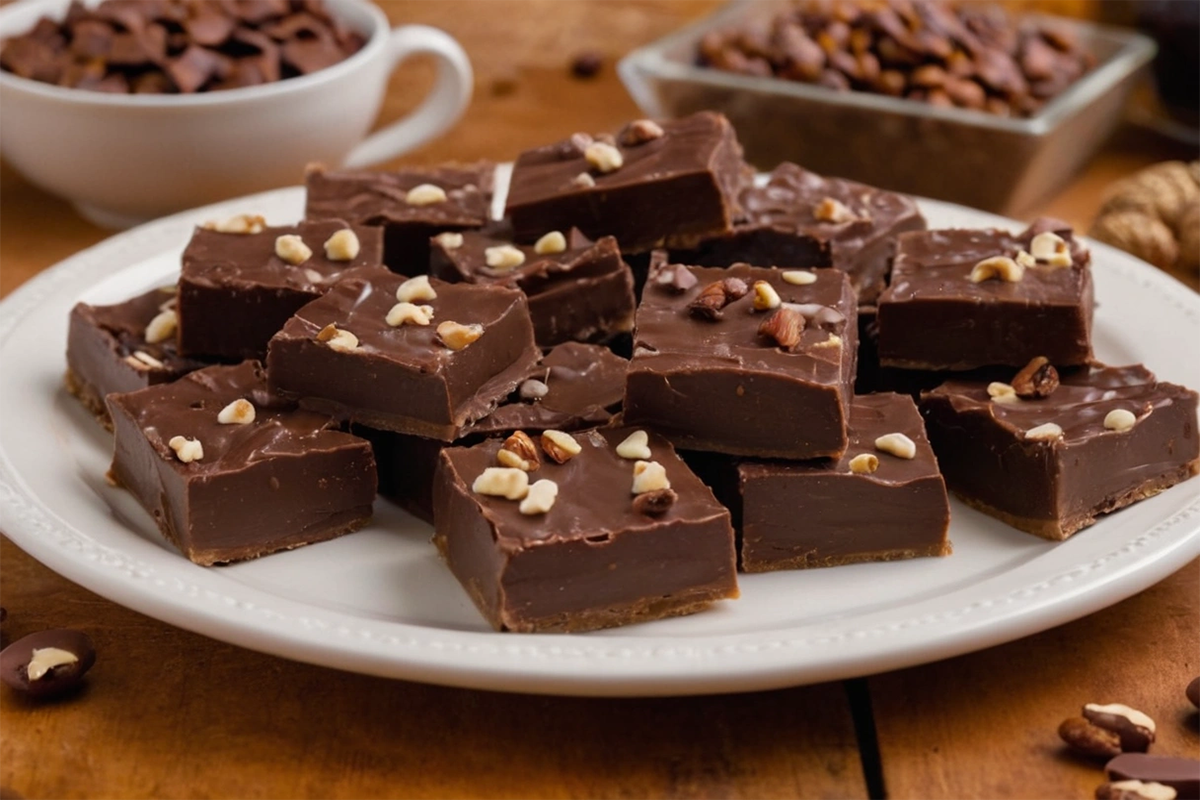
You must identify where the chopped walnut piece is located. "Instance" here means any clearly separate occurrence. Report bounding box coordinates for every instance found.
[1025,422,1063,441]
[395,275,437,303]
[323,229,360,261]
[584,142,623,173]
[204,214,265,234]
[632,488,677,516]
[436,321,484,351]
[619,119,664,146]
[571,172,596,189]
[1030,231,1072,266]
[813,197,860,224]
[688,278,748,320]
[472,467,529,500]
[752,280,782,311]
[519,479,558,515]
[434,232,464,249]
[275,234,313,266]
[315,323,359,352]
[615,430,651,460]
[758,307,805,350]
[987,381,1020,404]
[485,245,526,272]
[216,398,255,425]
[970,256,1024,283]
[874,432,916,459]
[405,183,447,205]
[1015,250,1037,269]
[631,460,670,495]
[498,431,541,472]
[849,453,879,474]
[168,435,203,463]
[541,430,582,463]
[534,231,567,255]
[386,302,434,327]
[1011,356,1059,399]
[144,309,177,344]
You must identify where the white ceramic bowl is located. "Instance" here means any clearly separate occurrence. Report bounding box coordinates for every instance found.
[0,0,473,228]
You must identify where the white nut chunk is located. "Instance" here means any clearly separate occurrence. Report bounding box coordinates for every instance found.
[315,323,359,352]
[484,245,526,272]
[1025,422,1064,441]
[323,228,360,261]
[752,280,782,311]
[615,430,651,460]
[519,479,559,515]
[781,270,818,286]
[434,232,464,249]
[1015,249,1037,269]
[26,647,79,681]
[472,467,529,500]
[813,197,856,224]
[970,256,1024,283]
[436,321,484,351]
[585,142,623,173]
[405,183,447,206]
[1083,703,1157,734]
[534,231,567,255]
[217,398,255,425]
[395,274,438,303]
[631,460,671,495]
[1030,231,1072,267]
[1104,408,1138,432]
[571,172,596,189]
[874,432,916,459]
[386,302,434,327]
[848,453,879,474]
[987,381,1019,403]
[144,309,178,344]
[204,213,266,234]
[125,350,165,370]
[274,234,313,266]
[541,429,582,463]
[168,435,204,463]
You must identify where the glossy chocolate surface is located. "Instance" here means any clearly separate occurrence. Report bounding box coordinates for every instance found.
[430,227,635,347]
[305,162,494,272]
[178,219,383,361]
[367,342,628,522]
[266,271,540,440]
[66,286,208,429]
[625,263,857,459]
[433,427,738,632]
[733,393,951,572]
[877,221,1094,370]
[504,111,747,253]
[1106,754,1200,799]
[673,163,926,306]
[106,361,377,565]
[920,364,1199,540]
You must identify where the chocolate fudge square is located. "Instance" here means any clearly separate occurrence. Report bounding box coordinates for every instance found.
[625,263,857,459]
[66,286,208,430]
[920,364,1199,540]
[364,342,628,522]
[673,162,926,307]
[876,219,1094,371]
[305,162,494,272]
[504,111,747,253]
[266,270,540,441]
[433,427,739,633]
[732,394,951,572]
[178,219,384,361]
[430,226,636,347]
[106,362,377,566]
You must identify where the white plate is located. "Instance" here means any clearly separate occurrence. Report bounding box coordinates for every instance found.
[2,186,1198,697]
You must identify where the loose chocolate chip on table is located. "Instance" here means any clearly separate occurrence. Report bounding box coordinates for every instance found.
[570,50,603,79]
[0,629,96,699]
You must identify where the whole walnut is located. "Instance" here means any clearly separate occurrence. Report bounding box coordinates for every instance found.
[1090,210,1179,270]
[1098,161,1198,229]
[1178,201,1200,271]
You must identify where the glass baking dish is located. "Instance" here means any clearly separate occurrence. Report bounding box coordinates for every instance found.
[619,1,1156,214]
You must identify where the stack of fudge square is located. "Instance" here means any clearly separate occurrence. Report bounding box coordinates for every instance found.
[66,111,1199,634]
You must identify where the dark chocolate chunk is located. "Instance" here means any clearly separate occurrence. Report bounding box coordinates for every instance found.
[570,50,603,78]
[1106,754,1200,800]
[1082,704,1156,753]
[0,629,96,699]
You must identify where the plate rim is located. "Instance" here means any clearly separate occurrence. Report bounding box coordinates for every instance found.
[2,185,1198,697]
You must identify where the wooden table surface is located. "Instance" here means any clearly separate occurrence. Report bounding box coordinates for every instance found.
[1,3,1198,798]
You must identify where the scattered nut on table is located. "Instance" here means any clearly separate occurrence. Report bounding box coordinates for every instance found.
[0,629,96,699]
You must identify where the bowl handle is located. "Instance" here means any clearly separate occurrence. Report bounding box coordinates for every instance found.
[342,25,473,169]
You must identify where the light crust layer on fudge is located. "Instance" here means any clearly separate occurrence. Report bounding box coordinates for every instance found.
[178,219,384,361]
[920,364,1199,540]
[673,163,926,307]
[504,111,747,253]
[106,361,377,566]
[266,270,540,441]
[433,427,738,633]
[736,394,951,572]
[305,162,494,272]
[877,220,1093,370]
[625,263,857,459]
[365,342,628,522]
[66,286,208,430]
[430,227,636,347]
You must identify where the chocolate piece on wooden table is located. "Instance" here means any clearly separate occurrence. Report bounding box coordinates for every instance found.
[624,262,857,459]
[1105,754,1200,800]
[364,342,628,522]
[105,361,377,566]
[432,427,738,633]
[429,225,635,347]
[876,218,1094,371]
[177,218,383,361]
[671,162,926,308]
[305,162,495,272]
[504,111,748,254]
[266,271,540,441]
[920,363,1199,540]
[66,286,209,429]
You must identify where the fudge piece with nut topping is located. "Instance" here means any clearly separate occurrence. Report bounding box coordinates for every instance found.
[876,218,1094,371]
[177,218,383,361]
[920,363,1199,540]
[432,426,738,632]
[504,111,748,253]
[265,270,540,441]
[66,286,210,430]
[624,261,857,459]
[305,162,494,272]
[106,361,376,566]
